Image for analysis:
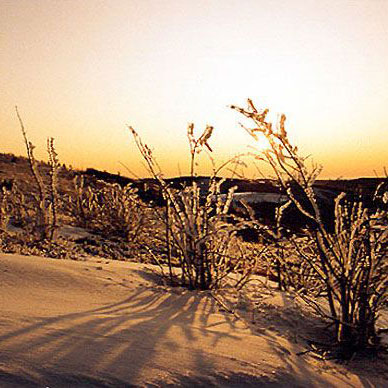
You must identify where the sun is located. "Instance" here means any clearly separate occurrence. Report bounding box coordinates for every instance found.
[255,134,271,152]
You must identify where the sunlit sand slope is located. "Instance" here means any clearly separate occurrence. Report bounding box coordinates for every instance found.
[0,253,386,387]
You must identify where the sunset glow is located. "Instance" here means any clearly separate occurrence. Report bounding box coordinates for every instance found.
[1,0,387,178]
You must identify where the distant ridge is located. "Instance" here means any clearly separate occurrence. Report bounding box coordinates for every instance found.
[0,151,385,197]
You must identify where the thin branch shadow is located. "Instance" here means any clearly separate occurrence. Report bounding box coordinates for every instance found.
[0,286,240,386]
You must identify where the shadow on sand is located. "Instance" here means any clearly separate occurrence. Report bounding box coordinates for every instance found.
[0,271,386,387]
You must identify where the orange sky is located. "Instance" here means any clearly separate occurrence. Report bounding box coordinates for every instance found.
[1,0,387,179]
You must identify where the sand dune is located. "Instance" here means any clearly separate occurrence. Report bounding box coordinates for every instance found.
[0,253,387,387]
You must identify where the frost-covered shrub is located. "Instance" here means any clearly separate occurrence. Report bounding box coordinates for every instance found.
[233,99,388,357]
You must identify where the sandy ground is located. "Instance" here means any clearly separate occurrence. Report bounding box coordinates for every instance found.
[0,253,387,387]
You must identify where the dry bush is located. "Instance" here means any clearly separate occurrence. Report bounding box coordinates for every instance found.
[66,175,150,247]
[66,175,96,228]
[129,124,259,290]
[15,108,60,241]
[232,99,388,357]
[0,182,36,232]
[0,187,11,231]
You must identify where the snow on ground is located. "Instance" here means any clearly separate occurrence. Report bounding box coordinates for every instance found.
[218,192,288,205]
[0,253,387,387]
